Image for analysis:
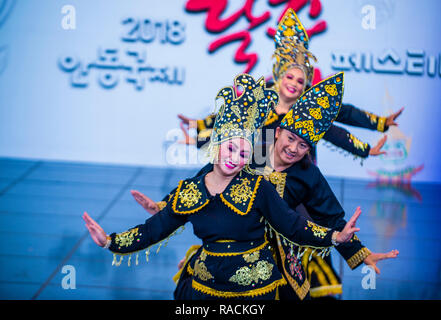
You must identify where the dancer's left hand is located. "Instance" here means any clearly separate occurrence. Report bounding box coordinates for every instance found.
[364,250,399,274]
[369,135,387,156]
[386,107,404,127]
[131,190,160,215]
[336,207,361,243]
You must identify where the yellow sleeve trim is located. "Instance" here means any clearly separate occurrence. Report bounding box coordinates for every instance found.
[347,247,371,269]
[377,116,386,132]
[310,284,342,298]
[191,278,287,299]
[110,225,186,267]
[197,119,206,131]
[219,175,262,216]
[156,201,167,211]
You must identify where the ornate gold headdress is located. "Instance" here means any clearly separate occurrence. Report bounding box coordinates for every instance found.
[272,9,317,86]
[207,74,279,163]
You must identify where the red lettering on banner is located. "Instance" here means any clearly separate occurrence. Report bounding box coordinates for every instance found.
[185,0,327,83]
[185,0,270,33]
[208,31,257,73]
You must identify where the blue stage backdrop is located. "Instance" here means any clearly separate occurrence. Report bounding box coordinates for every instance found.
[0,0,440,182]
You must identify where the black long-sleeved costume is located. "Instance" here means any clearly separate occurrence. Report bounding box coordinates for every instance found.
[180,162,371,299]
[108,170,338,300]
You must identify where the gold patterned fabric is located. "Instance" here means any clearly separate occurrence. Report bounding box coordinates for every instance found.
[190,240,287,299]
[280,72,344,147]
[114,228,139,248]
[172,179,209,214]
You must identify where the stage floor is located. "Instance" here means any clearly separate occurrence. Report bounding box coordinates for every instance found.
[0,157,440,300]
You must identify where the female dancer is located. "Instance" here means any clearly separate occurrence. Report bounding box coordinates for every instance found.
[134,74,398,300]
[83,73,362,299]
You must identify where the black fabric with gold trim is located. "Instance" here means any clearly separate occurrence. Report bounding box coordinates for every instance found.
[184,162,371,299]
[280,72,344,147]
[259,162,370,298]
[108,170,338,300]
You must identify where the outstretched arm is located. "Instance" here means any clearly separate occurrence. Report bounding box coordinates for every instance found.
[336,104,404,133]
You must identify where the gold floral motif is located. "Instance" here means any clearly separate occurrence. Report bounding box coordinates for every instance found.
[199,250,207,261]
[194,259,214,281]
[230,178,252,204]
[179,182,202,208]
[349,134,368,151]
[325,84,338,96]
[309,131,325,143]
[229,260,274,286]
[243,251,260,263]
[252,86,265,101]
[309,107,322,120]
[115,228,139,248]
[307,221,329,239]
[317,96,330,109]
[218,122,240,137]
[264,171,287,198]
[295,120,314,133]
[244,102,259,130]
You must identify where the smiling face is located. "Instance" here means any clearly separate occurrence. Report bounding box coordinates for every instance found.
[274,127,310,166]
[214,138,252,177]
[278,67,306,103]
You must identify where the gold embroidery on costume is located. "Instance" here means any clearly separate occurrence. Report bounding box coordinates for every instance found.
[348,133,368,151]
[377,116,386,132]
[244,102,259,130]
[325,84,338,96]
[179,182,202,208]
[156,201,167,211]
[243,251,260,263]
[307,221,329,239]
[364,111,378,125]
[263,171,287,199]
[230,178,252,204]
[264,110,279,126]
[229,261,274,286]
[317,96,330,109]
[115,228,139,248]
[347,247,371,269]
[194,259,214,281]
[253,86,265,101]
[192,278,287,298]
[309,107,322,120]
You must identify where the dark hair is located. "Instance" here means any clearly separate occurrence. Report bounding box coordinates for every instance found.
[299,151,312,170]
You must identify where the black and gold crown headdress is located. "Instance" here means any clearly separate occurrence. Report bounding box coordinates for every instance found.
[273,9,317,86]
[207,74,279,163]
[280,72,344,147]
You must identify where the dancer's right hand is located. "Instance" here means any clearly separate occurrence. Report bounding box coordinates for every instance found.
[131,190,160,215]
[177,114,197,129]
[83,212,107,247]
[369,135,387,156]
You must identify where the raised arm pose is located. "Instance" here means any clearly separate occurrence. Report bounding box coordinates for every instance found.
[134,72,398,300]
